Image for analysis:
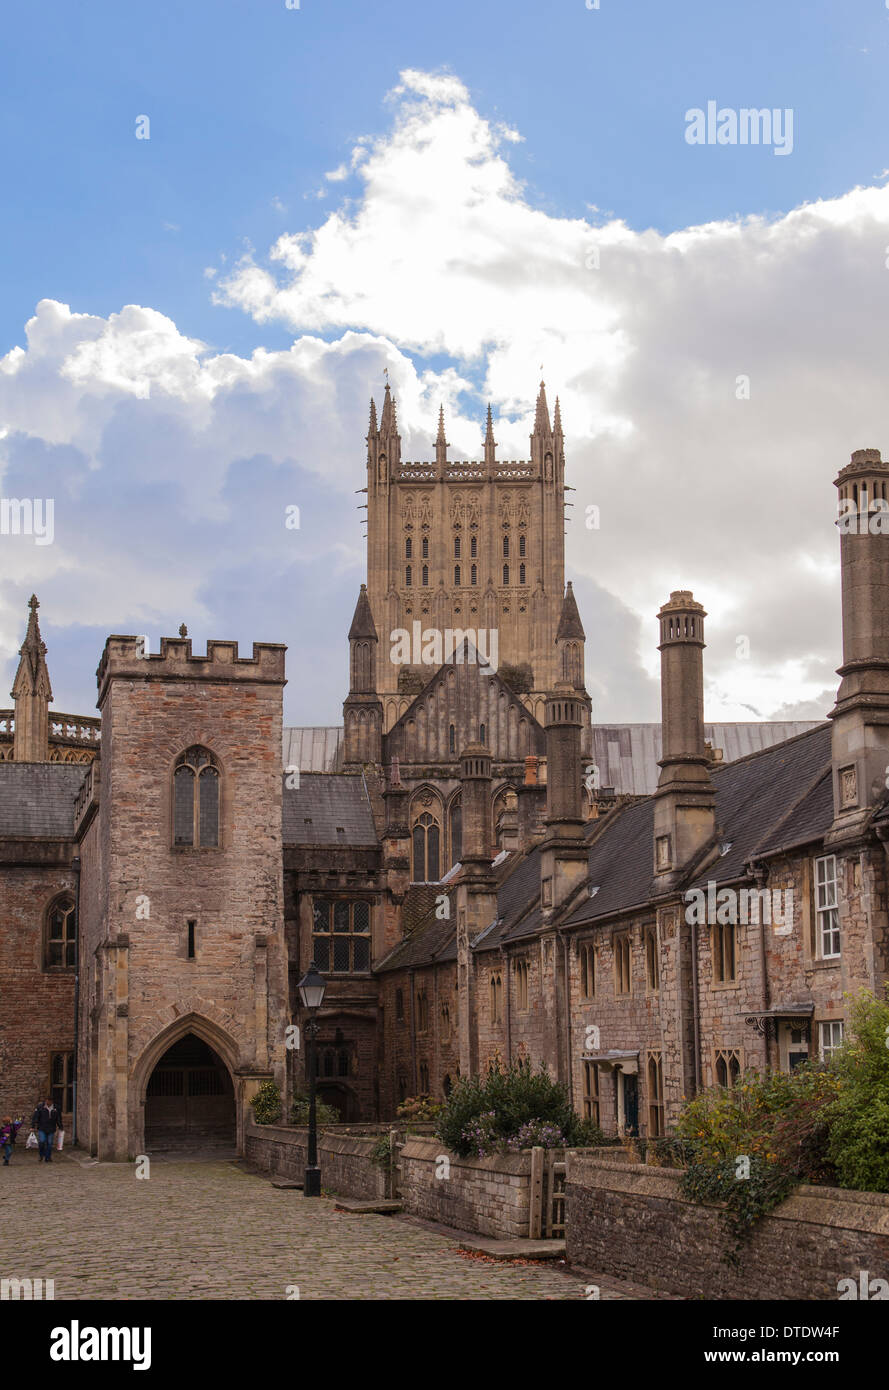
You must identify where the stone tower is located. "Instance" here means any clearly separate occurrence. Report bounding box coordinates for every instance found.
[11,594,52,762]
[75,633,290,1160]
[829,448,889,838]
[365,381,570,731]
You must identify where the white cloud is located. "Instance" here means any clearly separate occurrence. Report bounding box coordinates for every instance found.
[4,68,889,726]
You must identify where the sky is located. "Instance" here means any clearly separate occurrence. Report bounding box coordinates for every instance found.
[2,0,889,726]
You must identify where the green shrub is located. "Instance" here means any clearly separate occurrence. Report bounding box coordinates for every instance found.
[290,1094,341,1126]
[250,1080,282,1125]
[825,991,889,1192]
[396,1094,443,1122]
[434,1058,582,1157]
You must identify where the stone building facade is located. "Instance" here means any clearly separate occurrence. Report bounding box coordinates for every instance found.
[1,389,884,1156]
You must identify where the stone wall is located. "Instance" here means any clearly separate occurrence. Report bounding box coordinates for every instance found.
[245,1119,394,1199]
[566,1151,889,1300]
[398,1135,551,1238]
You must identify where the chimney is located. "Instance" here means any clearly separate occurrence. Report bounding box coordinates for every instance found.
[455,743,498,1077]
[829,448,889,834]
[516,755,546,849]
[653,591,716,882]
[539,682,588,919]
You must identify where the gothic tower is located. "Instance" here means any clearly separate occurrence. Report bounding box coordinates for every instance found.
[365,382,571,732]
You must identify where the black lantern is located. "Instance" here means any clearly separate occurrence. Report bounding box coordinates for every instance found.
[297,961,326,1196]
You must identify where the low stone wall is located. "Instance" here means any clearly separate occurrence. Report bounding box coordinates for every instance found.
[398,1136,557,1238]
[566,1151,889,1300]
[245,1119,394,1200]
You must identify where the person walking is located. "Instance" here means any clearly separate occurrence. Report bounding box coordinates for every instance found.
[31,1098,61,1163]
[1,1116,23,1164]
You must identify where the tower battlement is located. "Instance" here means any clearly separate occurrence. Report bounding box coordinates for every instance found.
[96,635,287,702]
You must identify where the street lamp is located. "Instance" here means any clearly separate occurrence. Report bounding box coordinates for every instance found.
[297,961,326,1197]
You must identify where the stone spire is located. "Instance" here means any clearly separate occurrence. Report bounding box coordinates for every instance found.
[556,581,584,641]
[483,404,497,473]
[556,582,586,690]
[380,380,397,435]
[533,380,552,439]
[11,594,53,762]
[348,583,378,643]
[553,396,563,435]
[435,405,449,472]
[368,396,377,434]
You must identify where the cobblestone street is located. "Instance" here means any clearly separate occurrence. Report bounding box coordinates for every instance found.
[0,1150,624,1300]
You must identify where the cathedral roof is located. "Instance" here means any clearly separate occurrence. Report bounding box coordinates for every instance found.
[555,582,585,641]
[347,584,378,642]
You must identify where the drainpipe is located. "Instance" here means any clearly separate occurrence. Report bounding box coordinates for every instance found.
[71,854,81,1147]
[408,968,417,1095]
[502,947,512,1065]
[748,858,771,1071]
[689,903,702,1095]
[562,933,573,1106]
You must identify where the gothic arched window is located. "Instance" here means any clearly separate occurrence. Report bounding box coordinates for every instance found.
[173,746,220,848]
[405,536,412,558]
[449,796,462,862]
[454,535,461,558]
[46,896,76,970]
[519,533,526,557]
[502,534,509,558]
[422,536,429,559]
[470,535,477,558]
[454,565,461,586]
[412,812,440,882]
[519,564,526,586]
[471,564,477,586]
[422,565,429,587]
[502,564,509,586]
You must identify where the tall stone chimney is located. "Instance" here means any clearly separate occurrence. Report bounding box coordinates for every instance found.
[455,743,497,1076]
[539,682,588,920]
[653,591,716,883]
[829,448,889,837]
[11,594,52,762]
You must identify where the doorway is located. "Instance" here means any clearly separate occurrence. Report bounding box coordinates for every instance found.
[144,1033,235,1151]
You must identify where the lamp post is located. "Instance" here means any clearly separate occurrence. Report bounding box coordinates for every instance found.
[297,960,326,1197]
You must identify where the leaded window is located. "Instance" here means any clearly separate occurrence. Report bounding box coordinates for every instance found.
[173,746,219,848]
[311,899,372,974]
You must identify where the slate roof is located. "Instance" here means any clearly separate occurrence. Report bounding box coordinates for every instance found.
[563,722,833,930]
[0,763,87,838]
[282,772,377,847]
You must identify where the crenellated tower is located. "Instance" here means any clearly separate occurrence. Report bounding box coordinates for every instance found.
[364,381,572,732]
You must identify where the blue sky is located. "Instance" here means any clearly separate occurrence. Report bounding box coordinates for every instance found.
[2,0,888,725]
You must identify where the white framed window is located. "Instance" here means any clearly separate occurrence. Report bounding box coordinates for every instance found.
[819,1020,844,1062]
[815,854,841,958]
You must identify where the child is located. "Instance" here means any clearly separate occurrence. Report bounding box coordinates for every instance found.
[1,1116,23,1165]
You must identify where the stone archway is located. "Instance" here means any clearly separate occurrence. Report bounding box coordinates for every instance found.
[133,1013,242,1155]
[144,1033,235,1152]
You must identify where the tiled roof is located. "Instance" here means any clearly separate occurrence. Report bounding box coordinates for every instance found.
[563,723,833,929]
[0,763,87,838]
[590,721,821,795]
[282,772,377,847]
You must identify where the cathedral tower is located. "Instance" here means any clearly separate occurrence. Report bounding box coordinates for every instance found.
[365,382,571,731]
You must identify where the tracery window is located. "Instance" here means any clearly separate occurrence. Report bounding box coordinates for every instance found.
[412,812,440,882]
[173,746,220,848]
[46,897,76,970]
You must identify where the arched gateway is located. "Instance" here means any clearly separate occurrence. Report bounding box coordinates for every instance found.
[144,1032,235,1151]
